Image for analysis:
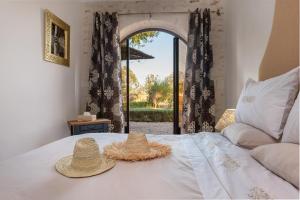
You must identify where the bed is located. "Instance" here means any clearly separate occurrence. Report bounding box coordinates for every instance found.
[1,7,299,198]
[0,132,298,200]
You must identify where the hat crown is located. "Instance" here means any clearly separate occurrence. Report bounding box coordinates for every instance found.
[71,138,101,170]
[125,133,150,153]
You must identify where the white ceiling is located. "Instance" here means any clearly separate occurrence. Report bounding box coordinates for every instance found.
[5,0,161,3]
[5,0,200,5]
[81,0,171,2]
[79,0,149,2]
[6,0,188,3]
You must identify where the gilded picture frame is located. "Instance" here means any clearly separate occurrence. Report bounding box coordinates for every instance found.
[44,10,70,67]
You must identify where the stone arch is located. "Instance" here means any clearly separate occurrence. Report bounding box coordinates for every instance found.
[119,15,189,42]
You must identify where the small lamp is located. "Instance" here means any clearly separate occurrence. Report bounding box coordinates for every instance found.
[215,109,236,132]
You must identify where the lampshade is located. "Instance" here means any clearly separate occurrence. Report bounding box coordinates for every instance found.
[215,109,236,131]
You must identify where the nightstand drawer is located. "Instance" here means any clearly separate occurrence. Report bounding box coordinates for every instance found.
[79,124,106,131]
[73,124,109,135]
[67,119,111,136]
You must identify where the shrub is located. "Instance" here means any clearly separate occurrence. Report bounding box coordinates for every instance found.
[130,108,173,122]
[129,101,151,108]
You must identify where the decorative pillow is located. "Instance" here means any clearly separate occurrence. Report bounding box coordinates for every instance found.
[215,109,236,131]
[282,94,299,144]
[236,67,299,139]
[223,123,277,149]
[251,143,299,188]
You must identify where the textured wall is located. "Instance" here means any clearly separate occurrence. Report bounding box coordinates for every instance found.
[80,0,225,120]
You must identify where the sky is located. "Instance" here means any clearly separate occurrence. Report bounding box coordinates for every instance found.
[123,32,174,85]
[121,31,187,86]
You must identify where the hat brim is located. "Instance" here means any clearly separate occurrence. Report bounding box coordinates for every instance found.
[104,142,171,161]
[55,155,116,178]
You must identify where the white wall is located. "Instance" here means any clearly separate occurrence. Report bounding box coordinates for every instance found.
[0,1,82,161]
[224,0,276,107]
[80,0,226,119]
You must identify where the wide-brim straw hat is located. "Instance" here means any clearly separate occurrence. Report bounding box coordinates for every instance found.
[104,133,171,161]
[56,138,116,178]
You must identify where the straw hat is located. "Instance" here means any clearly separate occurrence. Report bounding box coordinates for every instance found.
[56,138,116,178]
[104,133,171,161]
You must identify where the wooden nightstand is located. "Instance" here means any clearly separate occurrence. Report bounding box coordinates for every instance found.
[67,119,111,135]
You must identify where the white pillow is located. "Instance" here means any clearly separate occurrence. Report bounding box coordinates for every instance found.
[223,123,277,149]
[282,94,299,144]
[236,67,299,139]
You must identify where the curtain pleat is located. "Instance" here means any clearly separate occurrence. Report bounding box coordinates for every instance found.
[86,12,124,133]
[182,9,216,133]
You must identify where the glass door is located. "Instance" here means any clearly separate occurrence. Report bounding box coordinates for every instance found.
[123,31,184,134]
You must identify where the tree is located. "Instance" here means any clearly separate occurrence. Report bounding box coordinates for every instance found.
[121,66,140,102]
[164,73,184,105]
[145,74,172,108]
[130,31,159,48]
[145,74,159,93]
[163,74,174,106]
[121,31,159,104]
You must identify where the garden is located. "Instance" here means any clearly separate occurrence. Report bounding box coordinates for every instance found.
[122,31,184,123]
[122,68,175,122]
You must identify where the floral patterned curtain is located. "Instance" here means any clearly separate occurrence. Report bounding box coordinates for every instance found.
[182,9,216,133]
[86,12,124,132]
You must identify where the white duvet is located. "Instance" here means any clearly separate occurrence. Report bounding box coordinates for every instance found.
[0,133,298,200]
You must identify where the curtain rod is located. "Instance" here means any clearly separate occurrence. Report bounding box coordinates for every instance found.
[118,9,222,16]
[85,9,223,16]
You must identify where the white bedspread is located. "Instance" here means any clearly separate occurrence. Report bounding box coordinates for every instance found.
[0,133,298,200]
